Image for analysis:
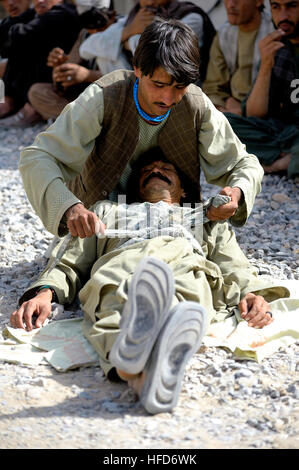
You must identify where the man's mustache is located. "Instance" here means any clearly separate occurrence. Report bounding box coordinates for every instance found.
[278,20,295,28]
[154,102,176,109]
[142,172,171,187]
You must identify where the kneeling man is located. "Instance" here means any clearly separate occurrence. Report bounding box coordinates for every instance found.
[10,148,278,414]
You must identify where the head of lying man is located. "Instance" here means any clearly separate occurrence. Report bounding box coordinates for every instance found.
[126,147,201,206]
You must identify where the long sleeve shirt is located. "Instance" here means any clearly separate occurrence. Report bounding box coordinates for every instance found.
[1,4,80,58]
[19,82,264,236]
[202,30,258,108]
[79,12,204,76]
[0,8,35,57]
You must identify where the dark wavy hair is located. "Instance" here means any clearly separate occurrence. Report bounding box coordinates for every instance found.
[126,147,201,205]
[79,7,116,30]
[133,17,201,85]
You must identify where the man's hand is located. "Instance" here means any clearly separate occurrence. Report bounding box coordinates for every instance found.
[258,29,286,71]
[65,203,105,238]
[47,47,68,68]
[246,30,285,118]
[225,97,242,115]
[207,187,242,221]
[215,105,227,113]
[52,63,91,88]
[239,293,273,329]
[121,7,155,43]
[10,289,52,331]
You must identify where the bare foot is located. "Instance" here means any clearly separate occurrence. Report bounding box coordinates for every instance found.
[116,368,146,397]
[0,103,43,127]
[116,369,140,381]
[263,153,291,173]
[128,372,146,397]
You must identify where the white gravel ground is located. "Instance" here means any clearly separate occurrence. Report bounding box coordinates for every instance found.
[0,124,298,450]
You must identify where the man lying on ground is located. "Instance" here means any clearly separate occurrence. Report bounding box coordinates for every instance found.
[10,149,283,415]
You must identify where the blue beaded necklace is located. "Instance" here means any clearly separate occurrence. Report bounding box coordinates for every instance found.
[133,78,171,123]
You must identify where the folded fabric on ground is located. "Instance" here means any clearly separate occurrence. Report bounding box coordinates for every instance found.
[0,280,298,371]
[0,306,99,371]
[204,297,299,362]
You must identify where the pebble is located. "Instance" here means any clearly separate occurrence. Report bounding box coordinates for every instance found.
[271,193,291,203]
[0,125,298,450]
[234,368,253,379]
[26,388,43,400]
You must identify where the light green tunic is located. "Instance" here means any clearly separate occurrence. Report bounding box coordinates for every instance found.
[18,81,264,236]
[22,201,290,377]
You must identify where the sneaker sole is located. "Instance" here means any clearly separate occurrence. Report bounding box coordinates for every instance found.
[140,302,207,415]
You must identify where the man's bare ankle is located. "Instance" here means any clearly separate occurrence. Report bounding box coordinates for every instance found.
[116,368,140,381]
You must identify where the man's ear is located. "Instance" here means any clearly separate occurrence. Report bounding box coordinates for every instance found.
[134,66,142,80]
[180,189,187,205]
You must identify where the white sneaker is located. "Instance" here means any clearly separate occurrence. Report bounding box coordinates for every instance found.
[109,256,175,375]
[140,301,207,414]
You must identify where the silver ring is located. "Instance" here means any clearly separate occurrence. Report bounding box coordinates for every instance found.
[266,311,273,318]
[67,75,72,81]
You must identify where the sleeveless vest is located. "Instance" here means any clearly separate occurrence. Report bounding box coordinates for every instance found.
[218,10,274,84]
[68,70,206,208]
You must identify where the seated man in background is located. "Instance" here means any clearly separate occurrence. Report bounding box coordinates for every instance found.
[79,0,216,84]
[11,149,279,415]
[28,6,116,123]
[226,0,299,177]
[0,0,81,127]
[203,0,273,115]
[0,0,31,77]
